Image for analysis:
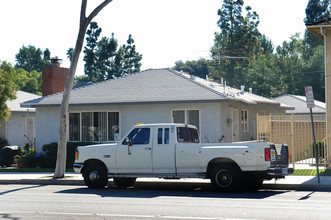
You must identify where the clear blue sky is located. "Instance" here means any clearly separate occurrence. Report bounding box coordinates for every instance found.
[0,0,308,75]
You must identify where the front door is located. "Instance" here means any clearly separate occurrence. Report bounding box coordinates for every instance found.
[115,127,153,174]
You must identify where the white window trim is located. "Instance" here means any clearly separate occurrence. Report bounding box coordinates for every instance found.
[68,111,120,142]
[241,109,249,133]
[171,109,201,131]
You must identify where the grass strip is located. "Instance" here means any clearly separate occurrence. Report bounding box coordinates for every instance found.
[291,169,331,176]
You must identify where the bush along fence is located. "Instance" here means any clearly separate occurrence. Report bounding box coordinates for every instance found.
[13,142,94,169]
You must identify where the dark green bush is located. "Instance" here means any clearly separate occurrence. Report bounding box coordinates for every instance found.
[311,140,325,160]
[0,137,9,149]
[42,142,95,169]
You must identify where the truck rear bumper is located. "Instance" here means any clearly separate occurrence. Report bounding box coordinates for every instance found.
[73,163,84,173]
[267,167,294,176]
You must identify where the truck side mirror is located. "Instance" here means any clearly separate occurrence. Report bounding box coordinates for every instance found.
[126,137,132,155]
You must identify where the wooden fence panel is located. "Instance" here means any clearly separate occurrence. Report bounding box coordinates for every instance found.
[257,114,327,166]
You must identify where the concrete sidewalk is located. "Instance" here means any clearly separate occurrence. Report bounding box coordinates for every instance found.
[0,172,330,191]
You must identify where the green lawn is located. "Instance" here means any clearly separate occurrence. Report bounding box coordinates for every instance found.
[291,169,331,176]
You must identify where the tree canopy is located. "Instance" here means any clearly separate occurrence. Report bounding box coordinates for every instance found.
[174,0,327,102]
[81,22,142,82]
[15,45,51,72]
[0,61,17,121]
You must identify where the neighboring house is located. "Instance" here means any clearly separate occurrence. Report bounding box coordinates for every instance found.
[22,66,290,152]
[0,91,41,147]
[273,94,325,115]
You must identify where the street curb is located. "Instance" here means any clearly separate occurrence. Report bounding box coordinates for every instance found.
[0,178,330,191]
[262,183,331,191]
[0,179,85,186]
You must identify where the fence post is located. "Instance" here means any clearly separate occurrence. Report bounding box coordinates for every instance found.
[290,114,295,169]
[256,113,259,140]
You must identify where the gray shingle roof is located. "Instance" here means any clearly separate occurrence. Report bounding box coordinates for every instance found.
[7,91,40,112]
[272,94,325,114]
[22,68,285,108]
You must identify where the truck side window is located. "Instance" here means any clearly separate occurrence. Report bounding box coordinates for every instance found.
[158,128,163,144]
[164,128,169,144]
[177,127,199,143]
[122,128,150,145]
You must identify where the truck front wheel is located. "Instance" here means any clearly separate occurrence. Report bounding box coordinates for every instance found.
[83,163,108,189]
[113,177,137,188]
[210,164,242,192]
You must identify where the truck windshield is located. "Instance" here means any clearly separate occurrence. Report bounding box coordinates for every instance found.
[177,127,199,143]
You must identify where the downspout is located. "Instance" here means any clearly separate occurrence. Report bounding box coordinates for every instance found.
[320,26,329,164]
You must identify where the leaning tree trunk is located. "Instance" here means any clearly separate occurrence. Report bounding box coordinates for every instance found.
[54,0,113,178]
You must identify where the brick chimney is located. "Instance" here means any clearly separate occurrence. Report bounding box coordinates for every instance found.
[42,58,69,96]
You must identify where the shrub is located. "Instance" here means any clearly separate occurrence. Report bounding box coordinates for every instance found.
[0,137,9,149]
[311,139,325,161]
[42,142,95,169]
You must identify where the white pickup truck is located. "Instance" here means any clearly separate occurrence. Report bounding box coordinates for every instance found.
[74,123,293,192]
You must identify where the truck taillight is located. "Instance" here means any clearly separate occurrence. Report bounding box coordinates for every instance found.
[265,148,270,161]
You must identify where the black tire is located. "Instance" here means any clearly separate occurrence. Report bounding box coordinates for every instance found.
[210,164,242,192]
[83,163,108,189]
[113,177,137,188]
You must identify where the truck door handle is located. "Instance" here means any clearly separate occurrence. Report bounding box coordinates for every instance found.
[144,147,152,150]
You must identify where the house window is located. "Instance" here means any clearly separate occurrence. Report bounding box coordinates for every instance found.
[69,112,119,142]
[172,110,200,131]
[69,113,80,141]
[241,110,248,132]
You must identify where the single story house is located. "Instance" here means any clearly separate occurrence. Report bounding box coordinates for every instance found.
[0,91,40,147]
[273,94,325,115]
[22,65,290,152]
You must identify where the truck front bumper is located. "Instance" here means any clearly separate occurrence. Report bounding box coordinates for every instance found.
[267,167,294,176]
[73,163,84,173]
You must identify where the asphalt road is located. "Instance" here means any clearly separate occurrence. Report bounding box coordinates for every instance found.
[0,183,330,220]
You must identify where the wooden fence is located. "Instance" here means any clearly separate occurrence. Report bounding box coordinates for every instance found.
[257,114,327,167]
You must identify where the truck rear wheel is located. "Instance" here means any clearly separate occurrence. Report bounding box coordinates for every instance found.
[83,163,108,189]
[113,177,137,188]
[210,164,242,192]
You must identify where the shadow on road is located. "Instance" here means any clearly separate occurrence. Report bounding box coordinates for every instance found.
[56,181,287,199]
[0,185,44,196]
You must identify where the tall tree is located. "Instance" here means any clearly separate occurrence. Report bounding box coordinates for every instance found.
[211,0,260,86]
[83,21,102,82]
[122,34,142,76]
[55,0,113,178]
[15,45,51,72]
[96,34,118,80]
[0,62,17,122]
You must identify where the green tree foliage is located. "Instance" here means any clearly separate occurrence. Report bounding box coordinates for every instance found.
[304,0,330,49]
[15,45,51,72]
[0,61,17,121]
[122,34,142,76]
[211,0,260,86]
[14,68,42,95]
[83,22,102,82]
[173,0,326,102]
[174,59,216,79]
[82,22,142,82]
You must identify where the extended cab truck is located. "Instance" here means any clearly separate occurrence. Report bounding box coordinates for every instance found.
[74,123,293,192]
